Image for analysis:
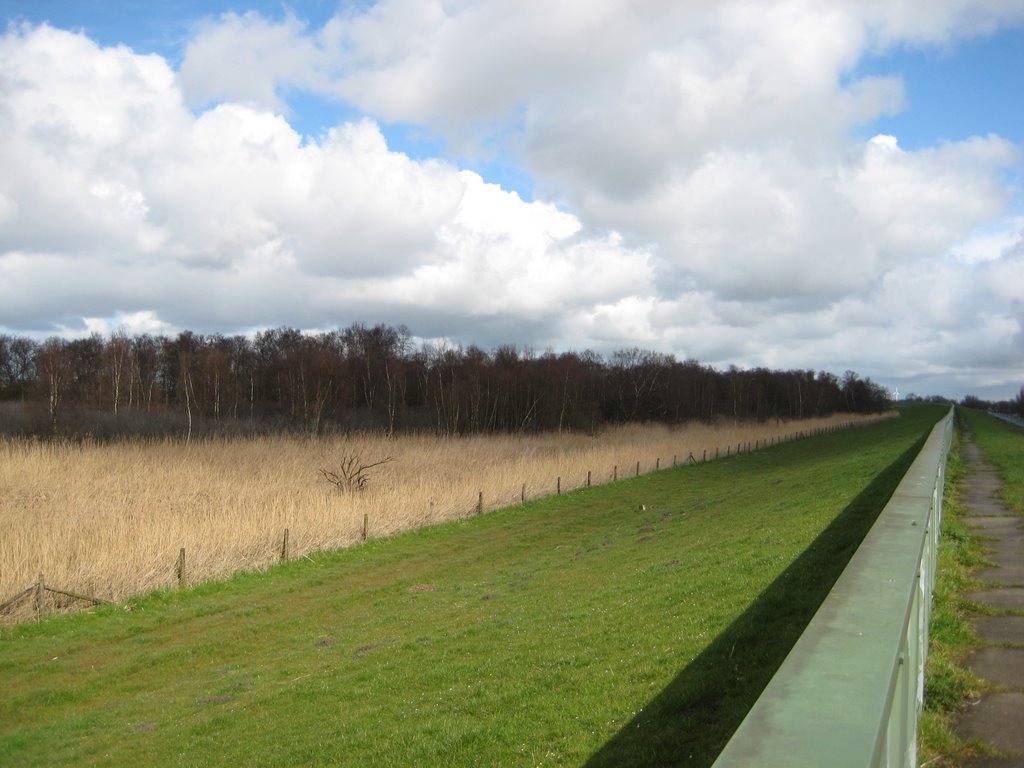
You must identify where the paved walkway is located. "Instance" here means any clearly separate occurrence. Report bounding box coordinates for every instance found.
[955,438,1024,767]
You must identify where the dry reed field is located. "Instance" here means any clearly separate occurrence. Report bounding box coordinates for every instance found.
[1,414,886,620]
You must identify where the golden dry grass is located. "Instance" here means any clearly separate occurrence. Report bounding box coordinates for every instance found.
[0,414,886,619]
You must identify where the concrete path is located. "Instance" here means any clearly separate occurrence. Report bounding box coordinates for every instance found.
[955,438,1024,767]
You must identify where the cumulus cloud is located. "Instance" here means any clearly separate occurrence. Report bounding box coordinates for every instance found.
[0,25,186,256]
[0,23,652,338]
[179,11,323,112]
[2,1,1024,399]
[839,134,1017,260]
[80,310,176,338]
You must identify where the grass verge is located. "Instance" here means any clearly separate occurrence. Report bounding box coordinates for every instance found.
[0,406,944,767]
[919,408,1024,766]
[918,418,988,765]
[960,409,1024,515]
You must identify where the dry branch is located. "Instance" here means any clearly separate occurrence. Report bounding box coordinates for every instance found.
[319,455,394,493]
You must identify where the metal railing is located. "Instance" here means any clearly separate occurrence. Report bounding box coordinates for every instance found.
[712,408,954,768]
[989,411,1024,428]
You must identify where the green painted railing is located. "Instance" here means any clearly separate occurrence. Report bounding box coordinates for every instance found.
[712,408,954,768]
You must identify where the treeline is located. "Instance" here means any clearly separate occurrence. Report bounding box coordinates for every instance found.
[960,391,1024,417]
[0,324,891,438]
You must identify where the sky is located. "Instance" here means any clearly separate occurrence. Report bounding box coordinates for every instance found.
[1,1,1023,401]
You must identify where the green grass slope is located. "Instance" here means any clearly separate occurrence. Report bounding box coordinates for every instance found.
[0,406,946,767]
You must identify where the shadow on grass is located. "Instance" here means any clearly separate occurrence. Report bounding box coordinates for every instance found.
[583,436,928,768]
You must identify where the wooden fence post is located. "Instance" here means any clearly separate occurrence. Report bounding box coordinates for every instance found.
[587,470,591,487]
[636,461,640,478]
[281,528,289,563]
[176,548,185,586]
[362,514,368,540]
[477,491,483,515]
[656,457,660,471]
[614,465,617,481]
[521,483,526,503]
[557,477,561,495]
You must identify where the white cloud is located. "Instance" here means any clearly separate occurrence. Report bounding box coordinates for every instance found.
[950,217,1024,264]
[0,24,186,256]
[80,310,177,338]
[179,11,323,113]
[2,2,1024,399]
[857,0,1024,46]
[337,171,654,322]
[289,121,466,276]
[839,133,1016,260]
[981,232,1024,305]
[0,23,650,338]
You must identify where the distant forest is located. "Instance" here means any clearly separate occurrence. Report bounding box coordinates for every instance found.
[0,324,894,439]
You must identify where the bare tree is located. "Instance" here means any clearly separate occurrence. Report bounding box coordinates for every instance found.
[319,455,394,493]
[104,330,131,415]
[36,338,71,433]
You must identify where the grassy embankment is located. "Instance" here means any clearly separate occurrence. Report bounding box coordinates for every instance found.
[0,413,883,616]
[920,408,1024,765]
[0,406,944,767]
